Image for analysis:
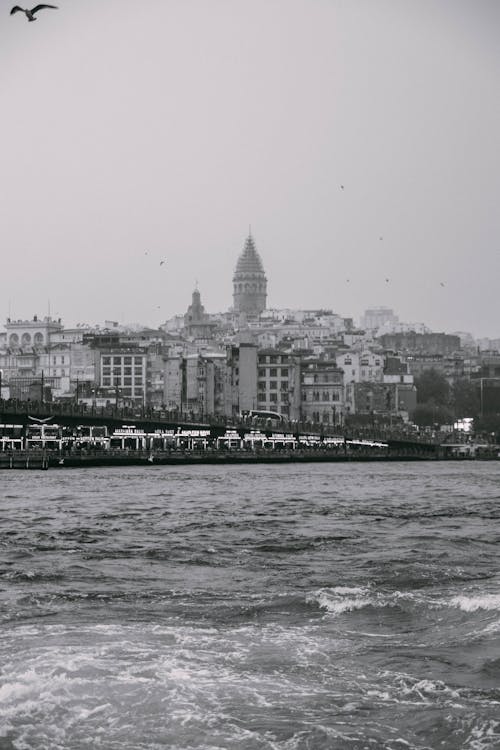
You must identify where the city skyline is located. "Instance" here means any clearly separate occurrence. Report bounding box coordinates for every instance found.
[1,1,499,335]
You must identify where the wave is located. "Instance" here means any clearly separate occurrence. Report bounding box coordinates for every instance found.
[450,595,500,612]
[308,586,500,619]
[308,586,374,615]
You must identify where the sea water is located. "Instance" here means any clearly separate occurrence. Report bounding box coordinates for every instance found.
[1,462,500,749]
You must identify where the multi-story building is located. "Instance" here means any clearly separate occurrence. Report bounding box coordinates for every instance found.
[378,332,461,356]
[5,315,63,350]
[164,351,229,417]
[256,349,300,419]
[360,307,399,332]
[336,350,384,383]
[226,344,258,416]
[300,358,344,425]
[99,351,147,404]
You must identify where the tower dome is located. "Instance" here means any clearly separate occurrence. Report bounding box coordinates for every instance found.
[232,234,267,316]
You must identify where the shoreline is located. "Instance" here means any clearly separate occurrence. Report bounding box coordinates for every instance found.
[0,449,496,470]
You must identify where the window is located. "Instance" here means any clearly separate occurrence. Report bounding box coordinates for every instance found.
[270,368,277,377]
[258,368,266,378]
[269,381,277,391]
[102,377,111,386]
[269,356,277,364]
[269,393,277,402]
[280,380,288,390]
[124,377,132,385]
[124,367,132,375]
[281,368,288,377]
[103,357,111,366]
[102,367,110,376]
[124,357,132,365]
[134,357,142,365]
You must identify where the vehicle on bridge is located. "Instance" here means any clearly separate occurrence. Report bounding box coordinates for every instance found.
[240,410,285,428]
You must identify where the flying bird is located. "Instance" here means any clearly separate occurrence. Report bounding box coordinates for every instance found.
[340,185,344,190]
[385,278,390,283]
[10,4,58,21]
[159,260,165,266]
[440,282,445,287]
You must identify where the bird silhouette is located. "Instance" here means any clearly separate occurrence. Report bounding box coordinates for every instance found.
[440,282,445,287]
[340,185,344,190]
[10,4,57,21]
[379,236,383,241]
[385,278,390,283]
[159,260,165,266]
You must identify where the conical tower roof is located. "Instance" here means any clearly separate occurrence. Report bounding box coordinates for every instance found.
[234,235,266,277]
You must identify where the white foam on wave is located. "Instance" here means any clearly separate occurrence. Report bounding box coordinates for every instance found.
[450,594,500,612]
[309,586,373,615]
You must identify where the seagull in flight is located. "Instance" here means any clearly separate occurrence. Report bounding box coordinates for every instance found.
[159,260,165,266]
[10,4,58,21]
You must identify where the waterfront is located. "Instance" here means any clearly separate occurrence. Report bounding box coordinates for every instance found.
[1,463,500,749]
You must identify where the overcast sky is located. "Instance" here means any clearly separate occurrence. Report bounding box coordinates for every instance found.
[1,0,499,335]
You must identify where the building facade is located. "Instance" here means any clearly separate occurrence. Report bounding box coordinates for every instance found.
[300,359,344,425]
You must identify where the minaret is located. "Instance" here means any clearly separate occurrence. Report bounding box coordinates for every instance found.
[232,233,267,316]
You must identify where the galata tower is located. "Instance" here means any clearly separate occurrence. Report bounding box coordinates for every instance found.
[232,233,267,316]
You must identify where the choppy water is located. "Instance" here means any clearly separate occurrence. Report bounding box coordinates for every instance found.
[1,462,500,750]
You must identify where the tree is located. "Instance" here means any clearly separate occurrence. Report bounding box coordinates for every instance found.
[451,379,480,418]
[414,369,450,406]
[413,403,454,427]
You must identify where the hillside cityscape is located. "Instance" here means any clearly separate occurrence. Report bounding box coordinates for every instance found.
[1,233,499,434]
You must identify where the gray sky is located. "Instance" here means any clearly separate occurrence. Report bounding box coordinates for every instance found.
[1,0,499,335]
